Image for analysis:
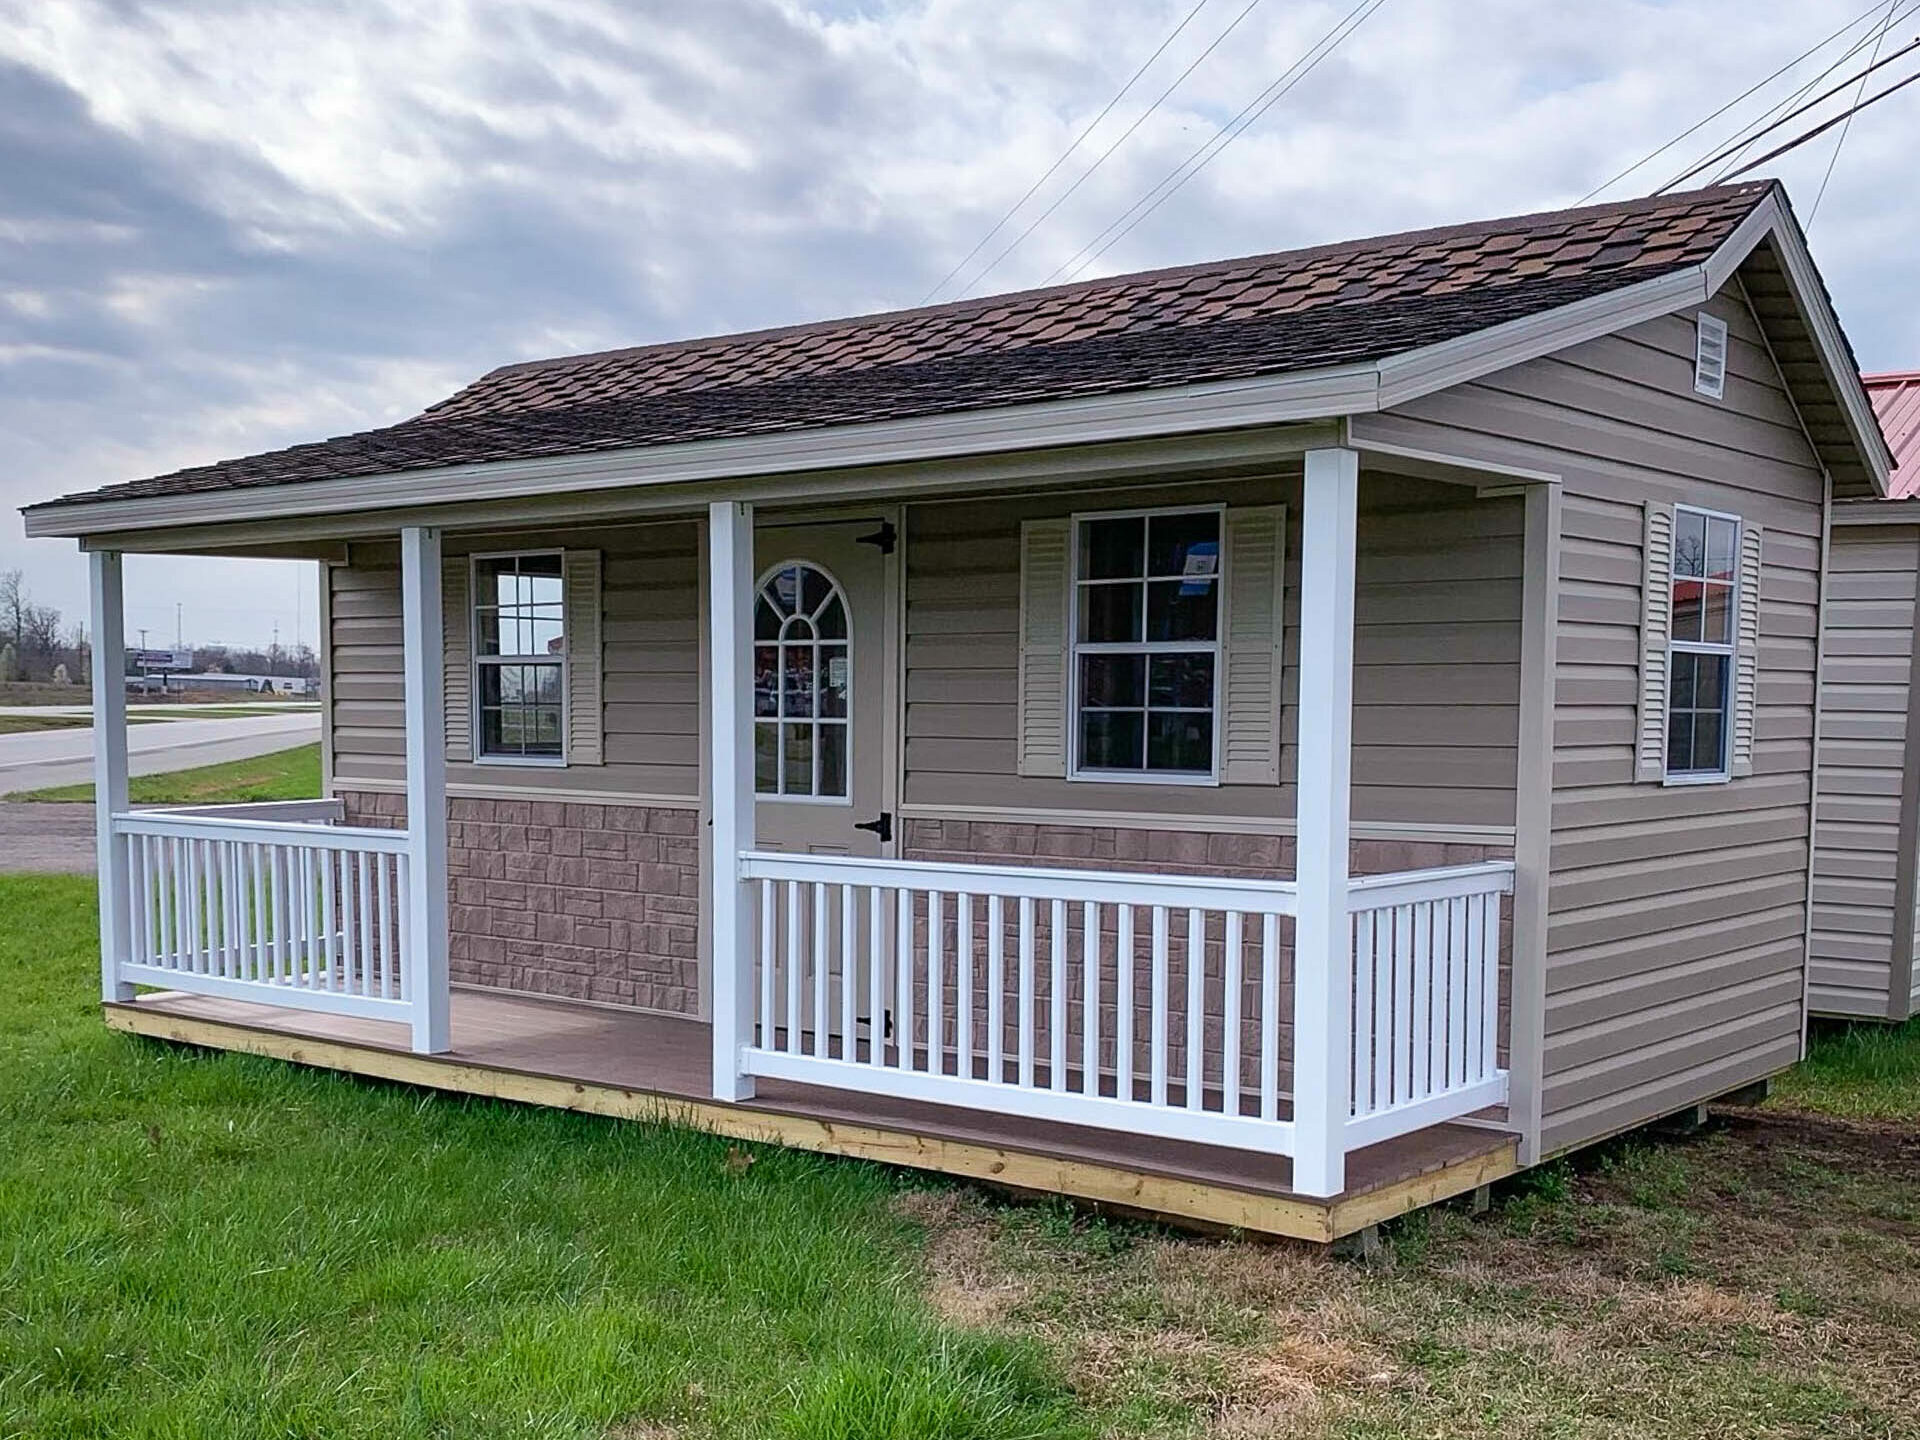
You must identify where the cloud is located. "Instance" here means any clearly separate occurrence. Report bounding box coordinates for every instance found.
[1,0,1914,645]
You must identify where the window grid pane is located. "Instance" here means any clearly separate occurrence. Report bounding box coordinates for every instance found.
[753,561,851,798]
[474,553,567,760]
[1072,509,1220,777]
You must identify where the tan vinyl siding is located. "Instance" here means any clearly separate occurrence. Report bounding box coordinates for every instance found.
[1812,523,1920,1019]
[1357,276,1826,1157]
[902,473,1522,830]
[328,522,701,799]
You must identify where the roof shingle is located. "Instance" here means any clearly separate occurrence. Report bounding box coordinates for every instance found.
[31,182,1775,513]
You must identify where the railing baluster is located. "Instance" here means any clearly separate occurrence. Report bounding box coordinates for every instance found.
[758,879,775,1049]
[840,884,856,1061]
[357,852,373,996]
[1393,903,1415,1105]
[1185,908,1204,1113]
[987,895,1005,1085]
[1150,906,1168,1107]
[1048,898,1066,1093]
[785,879,802,1055]
[302,847,317,990]
[1371,907,1392,1110]
[1259,912,1279,1122]
[323,848,340,992]
[1081,900,1099,1098]
[249,844,266,983]
[957,893,974,1082]
[1412,899,1433,1102]
[1447,895,1468,1089]
[813,881,830,1060]
[1017,897,1035,1088]
[1224,911,1242,1119]
[1479,892,1501,1082]
[1464,893,1485,1083]
[1117,904,1135,1105]
[928,890,944,1078]
[896,886,914,1070]
[1353,906,1374,1117]
[868,886,884,1068]
[185,839,201,974]
[378,852,394,998]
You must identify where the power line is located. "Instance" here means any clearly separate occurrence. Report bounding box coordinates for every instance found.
[1047,0,1389,286]
[952,0,1268,299]
[1578,0,1897,204]
[1722,62,1920,179]
[1656,30,1920,192]
[1809,0,1900,224]
[917,0,1216,307]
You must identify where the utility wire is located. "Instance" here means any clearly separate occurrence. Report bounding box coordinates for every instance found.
[1688,0,1920,187]
[1721,63,1920,179]
[916,0,1216,307]
[953,0,1267,299]
[1047,0,1388,286]
[1578,0,1897,204]
[1656,31,1920,192]
[1809,0,1900,223]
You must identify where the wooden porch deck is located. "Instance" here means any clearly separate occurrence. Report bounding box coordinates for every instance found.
[105,986,1519,1243]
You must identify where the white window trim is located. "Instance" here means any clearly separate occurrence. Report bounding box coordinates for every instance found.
[1663,504,1739,787]
[470,548,569,768]
[753,557,854,807]
[1067,502,1225,786]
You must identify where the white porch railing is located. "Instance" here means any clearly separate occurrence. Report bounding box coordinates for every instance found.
[109,806,417,1025]
[733,850,1513,1171]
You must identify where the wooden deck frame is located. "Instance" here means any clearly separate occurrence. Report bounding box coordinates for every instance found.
[104,992,1517,1244]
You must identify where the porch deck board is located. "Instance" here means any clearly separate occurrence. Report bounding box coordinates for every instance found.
[107,986,1518,1240]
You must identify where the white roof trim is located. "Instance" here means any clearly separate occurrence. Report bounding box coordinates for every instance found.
[25,188,1890,538]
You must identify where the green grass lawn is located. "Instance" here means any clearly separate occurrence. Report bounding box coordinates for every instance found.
[5,870,1917,1439]
[0,874,1084,1440]
[6,742,323,805]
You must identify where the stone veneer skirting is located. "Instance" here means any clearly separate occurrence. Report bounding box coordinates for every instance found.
[337,791,702,1015]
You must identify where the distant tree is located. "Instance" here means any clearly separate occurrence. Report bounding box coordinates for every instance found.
[0,642,14,682]
[0,570,22,661]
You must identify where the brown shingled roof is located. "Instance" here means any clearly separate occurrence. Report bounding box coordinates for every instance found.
[28,182,1776,513]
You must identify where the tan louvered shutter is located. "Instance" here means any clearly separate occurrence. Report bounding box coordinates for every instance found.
[1016,518,1070,777]
[1635,502,1675,781]
[1731,523,1763,777]
[1222,505,1286,784]
[442,554,471,762]
[564,548,604,765]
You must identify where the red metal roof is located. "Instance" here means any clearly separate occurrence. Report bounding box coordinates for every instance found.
[1866,371,1920,498]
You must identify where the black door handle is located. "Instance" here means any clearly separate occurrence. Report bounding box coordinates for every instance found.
[853,812,893,844]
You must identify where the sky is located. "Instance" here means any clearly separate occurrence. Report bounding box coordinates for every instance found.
[2,0,1916,652]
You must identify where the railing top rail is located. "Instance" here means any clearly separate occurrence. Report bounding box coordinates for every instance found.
[738,849,1300,914]
[111,810,409,854]
[1347,859,1516,907]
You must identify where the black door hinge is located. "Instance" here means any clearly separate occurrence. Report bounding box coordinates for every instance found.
[853,811,893,844]
[855,520,897,555]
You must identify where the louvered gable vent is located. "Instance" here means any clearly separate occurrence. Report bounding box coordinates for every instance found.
[1693,312,1728,400]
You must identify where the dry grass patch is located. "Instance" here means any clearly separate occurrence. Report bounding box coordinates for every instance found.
[891,1111,1920,1439]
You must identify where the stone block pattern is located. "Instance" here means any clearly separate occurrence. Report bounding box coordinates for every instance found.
[338,791,701,1014]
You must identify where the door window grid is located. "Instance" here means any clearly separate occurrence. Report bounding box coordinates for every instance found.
[1666,506,1739,779]
[754,561,851,799]
[473,552,566,761]
[1070,507,1221,779]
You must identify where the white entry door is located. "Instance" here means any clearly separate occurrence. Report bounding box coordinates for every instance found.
[752,519,893,1054]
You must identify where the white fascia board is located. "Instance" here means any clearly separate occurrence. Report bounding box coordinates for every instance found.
[23,360,1381,539]
[1373,266,1709,410]
[1716,191,1894,496]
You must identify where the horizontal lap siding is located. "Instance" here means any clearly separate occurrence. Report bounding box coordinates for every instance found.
[328,523,701,798]
[903,474,1521,830]
[1364,281,1826,1157]
[1812,526,1919,1018]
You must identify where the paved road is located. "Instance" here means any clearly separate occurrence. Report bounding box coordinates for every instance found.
[0,711,320,796]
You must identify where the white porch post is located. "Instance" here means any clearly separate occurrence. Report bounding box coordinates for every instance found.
[1293,447,1358,1199]
[89,550,134,1003]
[708,500,757,1102]
[400,525,450,1054]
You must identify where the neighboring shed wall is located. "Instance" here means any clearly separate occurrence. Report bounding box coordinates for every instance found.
[901,472,1523,834]
[328,521,702,801]
[1811,521,1920,1020]
[1355,276,1827,1158]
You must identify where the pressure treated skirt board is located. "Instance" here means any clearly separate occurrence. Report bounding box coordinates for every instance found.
[105,988,1518,1243]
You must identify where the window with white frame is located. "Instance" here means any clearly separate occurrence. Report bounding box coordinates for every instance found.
[1071,507,1221,779]
[473,552,566,760]
[753,560,851,799]
[1666,507,1739,778]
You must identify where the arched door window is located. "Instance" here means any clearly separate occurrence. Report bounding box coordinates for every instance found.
[753,561,850,799]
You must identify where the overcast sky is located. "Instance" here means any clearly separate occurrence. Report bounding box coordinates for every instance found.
[3,0,1915,652]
